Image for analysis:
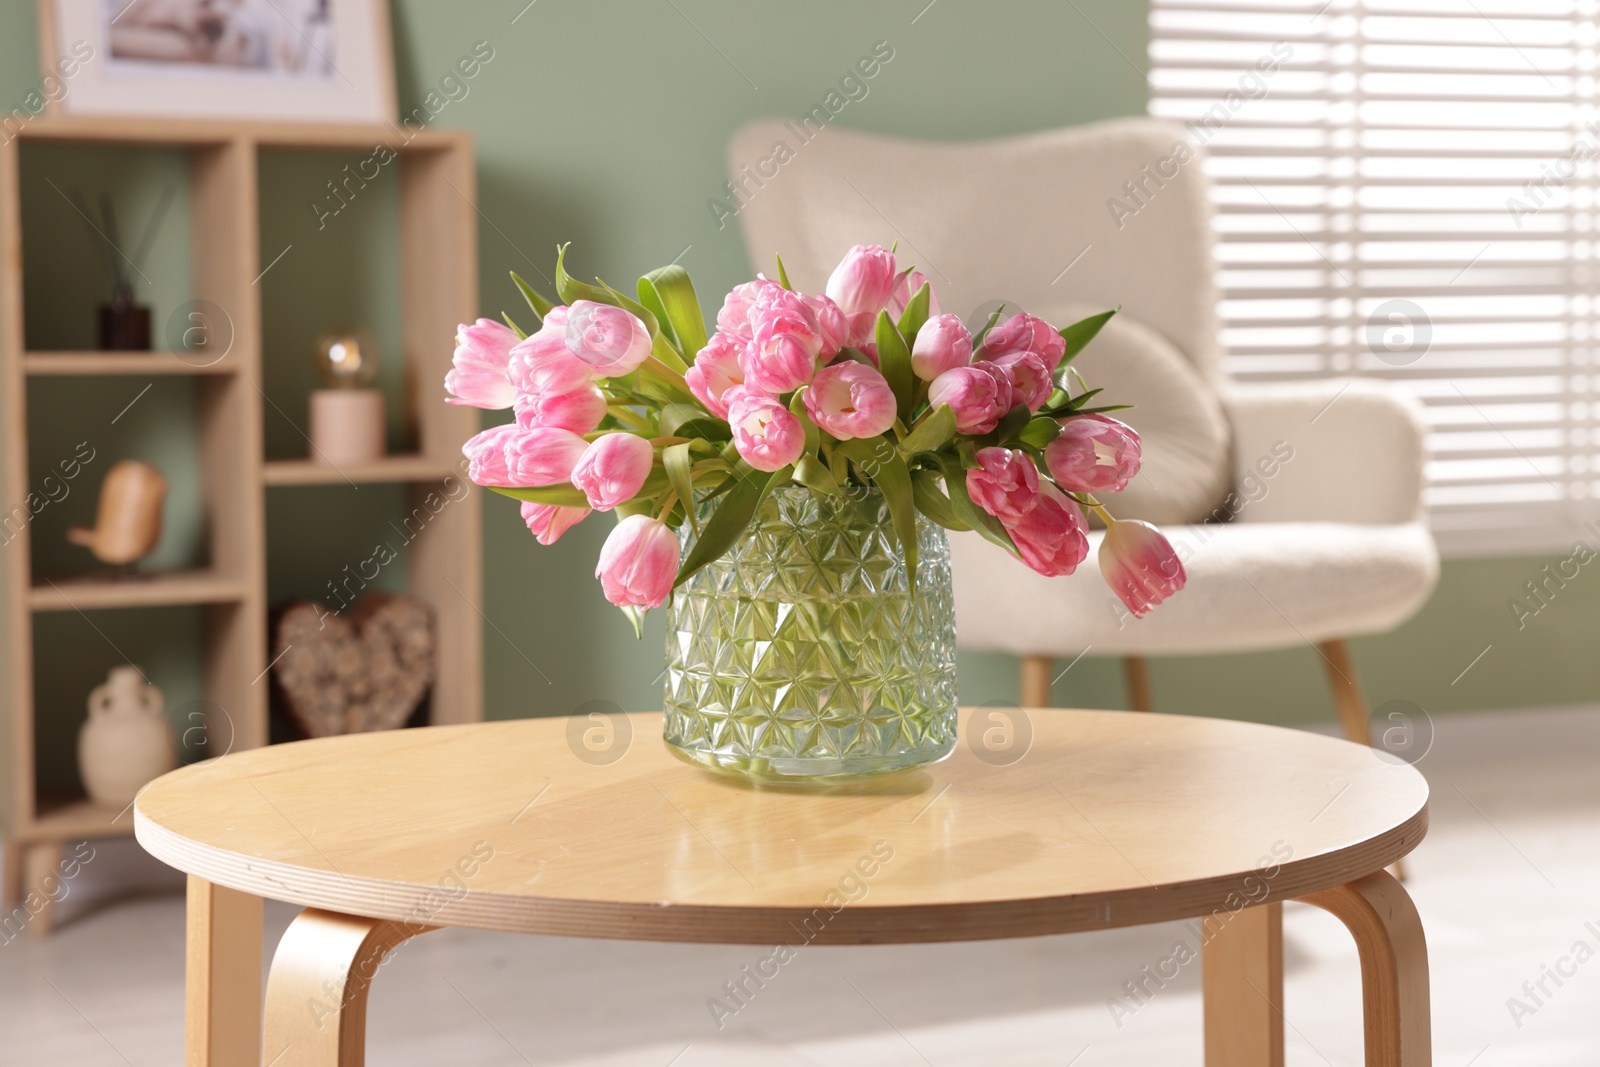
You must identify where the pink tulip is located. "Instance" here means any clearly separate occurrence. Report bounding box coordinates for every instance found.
[990,351,1054,412]
[825,243,897,346]
[979,312,1067,370]
[520,500,589,546]
[571,432,654,511]
[1009,483,1090,578]
[445,318,518,409]
[1046,414,1143,494]
[927,364,1009,434]
[965,447,1040,525]
[716,278,779,341]
[514,384,607,435]
[565,300,653,376]
[685,332,748,419]
[1100,519,1186,617]
[743,288,827,394]
[503,426,591,487]
[803,362,897,440]
[910,313,973,381]
[804,293,850,357]
[888,269,939,320]
[727,388,807,472]
[508,309,594,398]
[595,514,679,609]
[462,424,520,486]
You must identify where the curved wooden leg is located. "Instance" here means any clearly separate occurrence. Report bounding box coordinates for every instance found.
[263,909,434,1067]
[1124,656,1153,712]
[1020,655,1053,708]
[1318,639,1405,880]
[1299,871,1431,1066]
[1202,902,1283,1066]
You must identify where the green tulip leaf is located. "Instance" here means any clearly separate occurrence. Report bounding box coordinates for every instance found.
[911,469,971,531]
[488,483,590,508]
[1057,307,1118,366]
[874,309,915,422]
[971,304,1007,350]
[641,265,709,360]
[1016,417,1063,451]
[673,465,784,589]
[500,312,527,340]
[510,270,556,321]
[793,453,842,495]
[898,404,957,456]
[664,441,700,535]
[555,243,619,307]
[896,280,932,346]
[775,253,793,291]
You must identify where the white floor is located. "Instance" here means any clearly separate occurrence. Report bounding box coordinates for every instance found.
[3,704,1599,1066]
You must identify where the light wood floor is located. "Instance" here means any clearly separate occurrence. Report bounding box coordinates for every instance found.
[3,704,1598,1066]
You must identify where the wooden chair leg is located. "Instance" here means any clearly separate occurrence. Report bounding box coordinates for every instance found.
[1299,871,1431,1067]
[22,842,64,937]
[1124,656,1153,712]
[1318,639,1407,881]
[0,837,20,911]
[187,877,262,1067]
[1202,902,1283,1067]
[1020,655,1053,708]
[263,909,434,1067]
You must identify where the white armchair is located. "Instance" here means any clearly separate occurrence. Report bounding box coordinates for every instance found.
[727,117,1439,753]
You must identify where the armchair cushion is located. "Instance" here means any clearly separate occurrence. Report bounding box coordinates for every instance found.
[949,519,1439,657]
[1049,307,1233,526]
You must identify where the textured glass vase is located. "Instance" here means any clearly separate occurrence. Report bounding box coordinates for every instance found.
[663,487,958,783]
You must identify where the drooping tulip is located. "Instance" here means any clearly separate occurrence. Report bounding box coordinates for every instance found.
[1046,414,1143,494]
[1100,518,1186,617]
[445,318,518,409]
[595,514,679,609]
[910,313,973,382]
[521,500,589,545]
[565,300,653,376]
[1008,483,1090,578]
[571,433,654,511]
[803,362,898,440]
[726,389,807,472]
[965,447,1041,526]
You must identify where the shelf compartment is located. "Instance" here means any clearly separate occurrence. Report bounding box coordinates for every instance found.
[30,569,247,612]
[262,455,460,486]
[25,351,236,376]
[28,791,136,841]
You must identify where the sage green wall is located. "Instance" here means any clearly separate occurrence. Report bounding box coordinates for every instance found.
[1,0,1593,789]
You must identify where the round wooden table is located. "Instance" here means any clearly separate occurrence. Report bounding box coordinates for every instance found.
[135,708,1431,1067]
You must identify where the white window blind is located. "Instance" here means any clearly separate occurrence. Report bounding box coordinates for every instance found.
[1149,0,1600,556]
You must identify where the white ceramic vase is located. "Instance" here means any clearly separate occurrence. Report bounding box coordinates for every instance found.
[78,665,175,806]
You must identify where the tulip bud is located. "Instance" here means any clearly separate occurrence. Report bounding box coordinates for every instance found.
[565,300,653,376]
[911,314,974,382]
[1100,519,1186,617]
[445,318,518,409]
[595,514,679,609]
[571,433,654,511]
[1046,414,1143,493]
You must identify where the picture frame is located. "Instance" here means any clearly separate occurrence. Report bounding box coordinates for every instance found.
[37,0,396,124]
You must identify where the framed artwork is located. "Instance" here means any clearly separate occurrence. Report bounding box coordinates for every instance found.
[37,0,396,123]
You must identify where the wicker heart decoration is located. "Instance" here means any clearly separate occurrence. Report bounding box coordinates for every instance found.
[271,593,436,737]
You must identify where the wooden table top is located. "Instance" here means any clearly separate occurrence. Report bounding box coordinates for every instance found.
[134,709,1428,945]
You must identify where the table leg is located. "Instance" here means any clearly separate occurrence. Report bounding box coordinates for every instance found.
[1202,901,1284,1067]
[186,876,263,1067]
[262,909,434,1067]
[1300,870,1431,1067]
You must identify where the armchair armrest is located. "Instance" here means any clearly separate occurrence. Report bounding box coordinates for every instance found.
[1221,379,1428,526]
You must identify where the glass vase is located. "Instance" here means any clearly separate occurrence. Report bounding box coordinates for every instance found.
[663,486,958,783]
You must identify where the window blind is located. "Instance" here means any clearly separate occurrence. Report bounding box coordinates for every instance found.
[1148,0,1600,556]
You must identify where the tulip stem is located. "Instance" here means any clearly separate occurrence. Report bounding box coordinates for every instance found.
[656,491,679,522]
[1087,497,1117,527]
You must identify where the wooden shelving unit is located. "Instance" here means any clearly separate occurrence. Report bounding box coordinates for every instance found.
[0,117,483,929]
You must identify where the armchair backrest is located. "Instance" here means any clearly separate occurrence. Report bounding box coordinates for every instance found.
[726,116,1225,384]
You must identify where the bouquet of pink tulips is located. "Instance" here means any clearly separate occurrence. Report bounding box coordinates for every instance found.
[447,243,1185,631]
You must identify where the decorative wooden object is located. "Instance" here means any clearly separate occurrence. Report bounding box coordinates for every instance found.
[0,116,483,933]
[272,594,436,737]
[135,709,1432,1066]
[65,458,167,564]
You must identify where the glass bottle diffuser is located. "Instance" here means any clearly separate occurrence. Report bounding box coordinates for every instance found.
[308,330,385,465]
